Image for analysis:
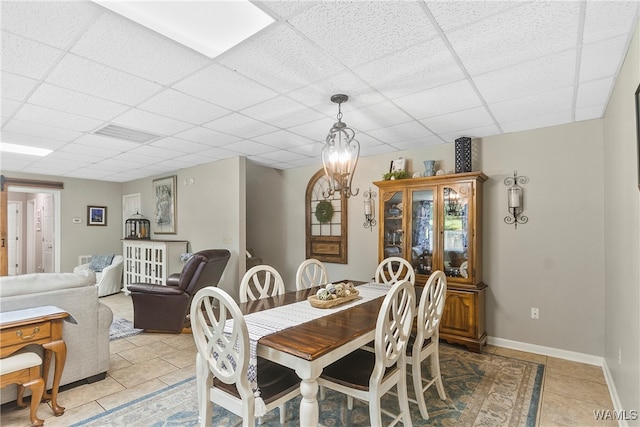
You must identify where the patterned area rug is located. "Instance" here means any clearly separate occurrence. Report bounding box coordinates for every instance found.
[72,345,544,426]
[109,316,143,341]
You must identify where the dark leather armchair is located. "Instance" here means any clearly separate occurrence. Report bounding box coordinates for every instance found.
[128,249,230,332]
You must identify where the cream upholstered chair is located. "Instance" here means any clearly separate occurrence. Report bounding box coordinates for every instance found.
[375,256,416,285]
[74,254,123,297]
[295,258,328,290]
[408,270,448,419]
[239,265,285,303]
[0,351,45,426]
[317,280,416,427]
[191,286,300,426]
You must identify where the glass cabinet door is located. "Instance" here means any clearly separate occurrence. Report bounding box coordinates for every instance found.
[382,191,404,259]
[442,183,471,280]
[410,189,434,275]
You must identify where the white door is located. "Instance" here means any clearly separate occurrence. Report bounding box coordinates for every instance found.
[42,194,54,273]
[7,201,22,275]
[123,193,142,238]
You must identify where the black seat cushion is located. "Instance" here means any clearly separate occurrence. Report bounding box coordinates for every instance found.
[320,349,397,391]
[213,357,299,404]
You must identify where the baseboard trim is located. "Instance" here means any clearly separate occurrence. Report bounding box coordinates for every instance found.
[487,336,604,366]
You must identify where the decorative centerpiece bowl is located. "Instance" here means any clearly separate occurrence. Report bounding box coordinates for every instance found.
[308,282,360,308]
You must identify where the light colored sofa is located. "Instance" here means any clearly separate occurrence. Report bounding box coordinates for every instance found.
[0,271,112,404]
[73,255,124,297]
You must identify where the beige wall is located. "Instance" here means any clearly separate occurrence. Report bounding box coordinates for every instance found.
[602,19,640,419]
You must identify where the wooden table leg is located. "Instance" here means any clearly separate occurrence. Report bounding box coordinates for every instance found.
[41,339,66,416]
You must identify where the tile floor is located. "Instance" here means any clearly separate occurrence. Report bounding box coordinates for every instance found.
[1,292,617,427]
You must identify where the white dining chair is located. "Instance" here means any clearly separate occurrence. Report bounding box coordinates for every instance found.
[407,270,448,419]
[240,265,286,303]
[317,280,416,427]
[191,286,300,427]
[295,258,328,290]
[375,256,416,285]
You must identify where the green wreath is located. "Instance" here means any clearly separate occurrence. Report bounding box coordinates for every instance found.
[315,200,334,223]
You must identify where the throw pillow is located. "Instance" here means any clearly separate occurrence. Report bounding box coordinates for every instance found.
[89,254,115,272]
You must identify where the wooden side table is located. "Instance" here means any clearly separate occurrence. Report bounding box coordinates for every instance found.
[0,306,71,416]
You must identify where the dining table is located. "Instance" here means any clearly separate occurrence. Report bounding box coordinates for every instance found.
[235,280,393,427]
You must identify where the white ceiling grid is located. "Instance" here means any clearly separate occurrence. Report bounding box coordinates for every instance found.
[0,0,638,182]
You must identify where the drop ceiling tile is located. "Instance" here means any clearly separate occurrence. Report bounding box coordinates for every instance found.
[576,78,614,109]
[289,2,437,67]
[112,108,193,136]
[391,135,443,151]
[71,10,211,85]
[1,98,21,118]
[146,158,195,171]
[393,79,483,120]
[575,105,605,122]
[251,130,313,150]
[288,118,332,141]
[127,145,185,160]
[138,89,229,125]
[150,137,209,154]
[583,2,640,44]
[1,1,101,49]
[368,121,433,145]
[1,31,62,79]
[287,141,324,157]
[173,126,241,147]
[440,124,501,143]
[359,143,398,157]
[0,153,38,171]
[13,103,102,132]
[240,96,325,129]
[40,150,102,164]
[28,83,130,121]
[2,118,82,142]
[345,102,414,132]
[110,151,164,164]
[420,106,495,135]
[288,157,322,168]
[500,111,573,134]
[1,72,38,101]
[354,38,464,99]
[579,35,629,83]
[45,54,163,105]
[286,70,383,114]
[490,87,574,124]
[173,64,277,111]
[73,133,140,152]
[203,113,277,138]
[258,1,319,20]
[220,139,276,156]
[92,157,142,172]
[58,142,120,159]
[474,50,576,104]
[426,1,518,32]
[195,147,237,160]
[253,149,309,163]
[447,2,580,75]
[219,23,344,92]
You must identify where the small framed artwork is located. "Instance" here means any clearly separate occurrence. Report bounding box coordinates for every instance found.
[87,206,107,226]
[635,84,640,190]
[390,157,406,173]
[153,175,177,234]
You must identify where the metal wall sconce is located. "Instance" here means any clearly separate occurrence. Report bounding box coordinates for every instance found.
[363,188,377,230]
[504,171,528,229]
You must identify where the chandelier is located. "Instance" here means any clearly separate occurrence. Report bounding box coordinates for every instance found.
[321,94,360,198]
[444,188,463,216]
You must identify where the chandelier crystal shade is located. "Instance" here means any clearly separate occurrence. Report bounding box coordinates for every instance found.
[321,94,360,198]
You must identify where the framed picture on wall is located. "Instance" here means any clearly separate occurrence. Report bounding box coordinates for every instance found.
[390,157,406,173]
[153,175,177,234]
[87,206,107,226]
[635,84,640,190]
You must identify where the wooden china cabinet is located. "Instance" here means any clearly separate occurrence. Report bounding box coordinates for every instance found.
[374,171,488,352]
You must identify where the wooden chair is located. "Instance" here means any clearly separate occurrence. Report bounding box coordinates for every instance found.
[0,352,45,426]
[375,257,416,285]
[190,286,300,427]
[239,265,285,303]
[295,258,328,290]
[407,270,448,419]
[317,280,416,427]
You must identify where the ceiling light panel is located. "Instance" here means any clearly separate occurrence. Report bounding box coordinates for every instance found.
[96,1,274,59]
[0,142,52,156]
